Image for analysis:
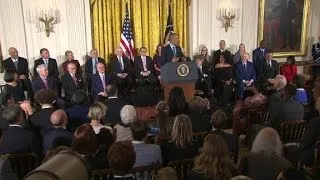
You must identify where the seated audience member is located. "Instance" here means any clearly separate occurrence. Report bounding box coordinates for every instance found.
[0,106,37,154]
[233,43,246,64]
[187,96,211,132]
[31,89,56,135]
[34,48,59,79]
[96,128,114,164]
[160,114,201,165]
[65,90,90,132]
[0,156,19,180]
[211,110,238,155]
[195,55,211,97]
[214,53,233,106]
[155,101,170,144]
[110,48,133,96]
[239,128,291,180]
[85,48,106,90]
[3,71,25,102]
[43,110,72,154]
[42,146,72,163]
[267,84,304,129]
[190,134,239,180]
[73,123,107,171]
[258,50,279,84]
[0,93,15,131]
[32,64,58,94]
[293,75,308,104]
[114,105,137,141]
[107,141,136,179]
[135,47,157,85]
[155,167,177,180]
[104,84,127,124]
[277,167,309,180]
[235,53,256,100]
[130,121,162,167]
[89,103,111,134]
[61,62,84,101]
[268,75,287,108]
[168,87,189,117]
[233,81,268,136]
[62,50,82,76]
[153,44,163,80]
[281,56,297,82]
[297,97,320,166]
[91,62,111,100]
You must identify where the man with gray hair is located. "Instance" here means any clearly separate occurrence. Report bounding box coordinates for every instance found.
[32,64,58,94]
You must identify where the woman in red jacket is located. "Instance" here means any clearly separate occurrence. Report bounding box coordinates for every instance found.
[281,56,297,82]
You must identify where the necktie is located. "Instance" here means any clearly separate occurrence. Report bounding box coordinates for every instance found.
[71,74,77,86]
[269,62,272,68]
[172,46,177,56]
[243,63,247,72]
[14,60,18,71]
[262,49,265,56]
[119,58,124,71]
[101,75,106,90]
[43,78,48,88]
[199,66,203,74]
[142,57,147,72]
[93,59,97,74]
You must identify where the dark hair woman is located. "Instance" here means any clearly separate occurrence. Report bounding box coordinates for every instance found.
[280,56,297,82]
[3,71,25,102]
[167,87,189,116]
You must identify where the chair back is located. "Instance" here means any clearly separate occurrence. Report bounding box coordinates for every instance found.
[247,106,268,125]
[168,159,194,180]
[1,153,38,180]
[92,168,114,180]
[133,164,162,180]
[280,120,307,145]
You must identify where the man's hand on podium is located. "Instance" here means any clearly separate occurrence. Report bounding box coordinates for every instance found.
[172,57,180,62]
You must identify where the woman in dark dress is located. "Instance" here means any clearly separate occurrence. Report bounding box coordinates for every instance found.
[153,44,163,81]
[3,71,25,102]
[214,53,233,106]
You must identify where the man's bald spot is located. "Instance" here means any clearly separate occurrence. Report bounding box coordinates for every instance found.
[50,109,68,126]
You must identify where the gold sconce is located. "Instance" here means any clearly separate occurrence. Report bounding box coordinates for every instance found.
[217,3,239,32]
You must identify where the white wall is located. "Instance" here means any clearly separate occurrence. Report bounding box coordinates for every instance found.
[0,0,92,76]
[189,0,320,63]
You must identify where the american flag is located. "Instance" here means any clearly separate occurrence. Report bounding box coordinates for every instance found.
[120,4,135,61]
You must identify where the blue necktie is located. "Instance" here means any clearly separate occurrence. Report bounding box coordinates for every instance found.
[172,46,177,56]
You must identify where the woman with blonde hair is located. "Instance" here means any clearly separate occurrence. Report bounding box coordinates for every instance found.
[200,45,211,65]
[269,75,287,108]
[190,134,238,180]
[160,114,200,165]
[88,103,112,134]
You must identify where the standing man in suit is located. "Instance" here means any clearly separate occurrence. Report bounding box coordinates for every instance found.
[104,84,127,124]
[0,106,38,154]
[91,62,111,100]
[3,47,32,98]
[312,36,320,79]
[253,40,268,76]
[33,48,59,79]
[213,40,233,65]
[110,48,133,96]
[32,64,58,94]
[62,50,82,76]
[135,47,157,85]
[259,51,279,84]
[61,62,84,101]
[160,33,185,66]
[195,55,211,97]
[235,53,256,99]
[85,48,106,92]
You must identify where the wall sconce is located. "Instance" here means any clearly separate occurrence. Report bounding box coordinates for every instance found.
[216,5,239,32]
[27,8,60,37]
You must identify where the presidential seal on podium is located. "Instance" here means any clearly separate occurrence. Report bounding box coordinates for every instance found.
[177,63,189,77]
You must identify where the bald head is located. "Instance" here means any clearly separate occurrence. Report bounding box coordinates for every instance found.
[8,47,18,59]
[50,110,68,127]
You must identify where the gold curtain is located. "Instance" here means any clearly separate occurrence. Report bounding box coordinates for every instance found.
[90,0,189,63]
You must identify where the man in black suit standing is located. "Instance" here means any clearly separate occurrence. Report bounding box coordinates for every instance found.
[195,55,211,97]
[0,106,38,154]
[312,36,320,79]
[259,51,279,84]
[135,47,157,85]
[33,48,59,78]
[160,33,185,66]
[32,64,58,94]
[110,48,133,96]
[3,47,32,98]
[213,40,233,65]
[61,62,84,101]
[85,49,106,91]
[253,40,268,76]
[43,109,72,154]
[103,84,127,124]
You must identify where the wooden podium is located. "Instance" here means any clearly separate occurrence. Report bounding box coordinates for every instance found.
[161,61,199,103]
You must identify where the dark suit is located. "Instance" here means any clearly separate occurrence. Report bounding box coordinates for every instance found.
[32,76,58,94]
[267,97,304,130]
[0,126,37,154]
[134,56,156,84]
[211,129,238,154]
[252,48,268,75]
[33,58,59,78]
[213,49,233,65]
[30,108,56,136]
[65,105,90,132]
[61,73,85,101]
[195,65,211,96]
[187,112,211,132]
[259,60,279,82]
[160,44,185,66]
[43,127,72,154]
[110,56,133,94]
[91,73,111,100]
[0,157,19,180]
[103,97,127,124]
[85,57,105,76]
[235,61,256,99]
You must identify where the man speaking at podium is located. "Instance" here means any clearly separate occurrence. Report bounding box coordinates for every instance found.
[160,33,185,66]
